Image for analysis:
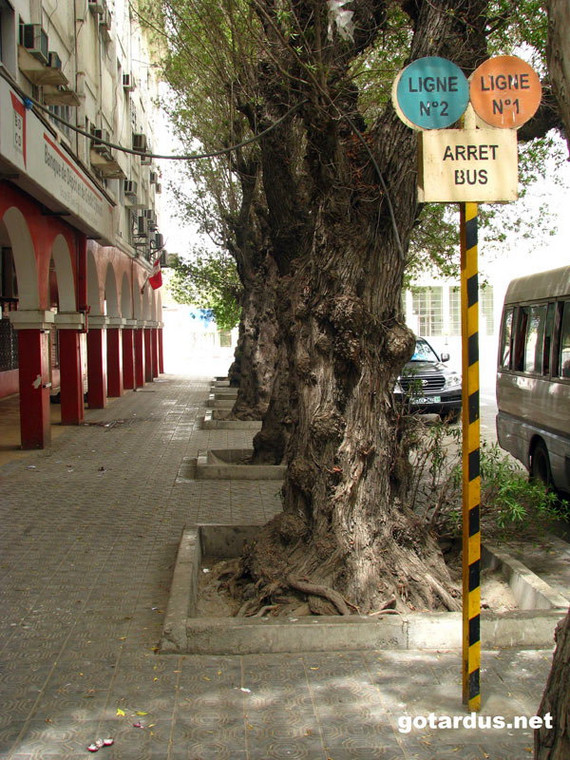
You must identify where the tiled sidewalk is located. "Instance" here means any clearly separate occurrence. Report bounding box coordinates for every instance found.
[0,373,557,759]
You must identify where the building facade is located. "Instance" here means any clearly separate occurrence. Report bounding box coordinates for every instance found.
[0,0,164,448]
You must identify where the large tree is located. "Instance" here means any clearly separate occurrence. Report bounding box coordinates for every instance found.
[158,9,281,419]
[534,2,570,757]
[150,0,563,614]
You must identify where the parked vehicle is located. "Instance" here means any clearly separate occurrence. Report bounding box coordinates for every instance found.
[496,264,570,493]
[394,337,462,421]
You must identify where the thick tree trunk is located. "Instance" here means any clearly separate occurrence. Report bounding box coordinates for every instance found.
[548,0,570,153]
[535,7,570,758]
[535,609,570,759]
[251,277,295,464]
[231,0,489,615]
[227,334,242,387]
[242,180,460,613]
[228,255,280,420]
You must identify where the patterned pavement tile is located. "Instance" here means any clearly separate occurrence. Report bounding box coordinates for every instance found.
[0,374,558,760]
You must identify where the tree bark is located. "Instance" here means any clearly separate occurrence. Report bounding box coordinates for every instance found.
[548,0,570,153]
[535,609,570,759]
[535,5,570,757]
[234,0,487,614]
[228,255,279,420]
[223,158,281,418]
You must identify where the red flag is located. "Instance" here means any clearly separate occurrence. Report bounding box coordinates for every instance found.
[148,257,162,290]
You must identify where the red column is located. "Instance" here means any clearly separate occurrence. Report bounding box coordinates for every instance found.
[122,322,136,390]
[106,321,124,397]
[158,325,164,374]
[56,313,85,425]
[151,326,159,379]
[144,326,153,382]
[87,317,107,408]
[134,327,145,388]
[9,312,54,449]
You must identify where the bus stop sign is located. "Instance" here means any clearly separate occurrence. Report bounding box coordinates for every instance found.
[470,56,542,129]
[393,57,469,130]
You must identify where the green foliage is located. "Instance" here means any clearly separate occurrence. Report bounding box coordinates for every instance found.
[479,442,567,531]
[169,248,242,331]
[153,0,566,315]
[487,0,548,69]
[407,420,567,539]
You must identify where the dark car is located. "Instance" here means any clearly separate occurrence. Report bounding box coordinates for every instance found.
[394,337,462,422]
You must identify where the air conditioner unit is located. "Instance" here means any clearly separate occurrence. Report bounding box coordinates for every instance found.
[132,133,148,153]
[154,233,164,249]
[91,128,111,151]
[137,216,149,237]
[154,183,162,194]
[22,24,49,65]
[149,171,158,184]
[90,128,114,161]
[122,73,135,92]
[48,51,62,70]
[88,0,105,14]
[124,180,138,198]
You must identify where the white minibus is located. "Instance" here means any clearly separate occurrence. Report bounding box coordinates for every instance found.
[496,264,570,493]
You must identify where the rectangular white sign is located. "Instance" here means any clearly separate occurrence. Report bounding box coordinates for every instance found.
[418,128,518,203]
[0,78,115,242]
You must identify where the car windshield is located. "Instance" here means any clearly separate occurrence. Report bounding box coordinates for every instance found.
[410,339,440,363]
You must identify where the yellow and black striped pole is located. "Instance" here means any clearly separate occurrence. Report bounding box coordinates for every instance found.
[460,201,481,712]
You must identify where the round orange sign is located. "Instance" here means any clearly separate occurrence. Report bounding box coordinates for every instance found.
[470,56,542,129]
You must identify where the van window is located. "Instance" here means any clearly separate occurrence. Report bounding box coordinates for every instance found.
[499,307,514,369]
[523,304,547,374]
[513,307,527,371]
[543,303,555,376]
[559,301,570,379]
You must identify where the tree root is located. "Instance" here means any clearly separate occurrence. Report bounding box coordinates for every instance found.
[254,604,279,617]
[287,576,351,615]
[424,572,461,612]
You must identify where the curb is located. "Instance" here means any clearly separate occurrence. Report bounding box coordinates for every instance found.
[160,525,568,655]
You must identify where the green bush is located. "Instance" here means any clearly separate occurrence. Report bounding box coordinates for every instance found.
[405,419,568,539]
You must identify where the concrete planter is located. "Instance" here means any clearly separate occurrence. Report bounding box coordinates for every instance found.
[160,525,569,655]
[208,387,239,399]
[201,409,262,431]
[196,449,285,480]
[206,393,235,409]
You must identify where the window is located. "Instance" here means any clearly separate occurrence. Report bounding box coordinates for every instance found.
[543,303,555,376]
[499,307,513,369]
[558,301,570,379]
[513,307,527,371]
[411,287,443,336]
[0,1,15,70]
[480,285,494,336]
[48,105,73,141]
[0,318,18,371]
[449,286,461,335]
[523,304,546,374]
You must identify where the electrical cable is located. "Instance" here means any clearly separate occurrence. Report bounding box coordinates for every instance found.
[2,68,308,162]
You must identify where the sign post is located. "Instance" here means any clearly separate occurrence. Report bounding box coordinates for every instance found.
[460,199,481,711]
[392,54,542,712]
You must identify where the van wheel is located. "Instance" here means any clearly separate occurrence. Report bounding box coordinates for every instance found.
[530,441,552,489]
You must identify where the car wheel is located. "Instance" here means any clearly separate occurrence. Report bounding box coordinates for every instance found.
[530,440,553,489]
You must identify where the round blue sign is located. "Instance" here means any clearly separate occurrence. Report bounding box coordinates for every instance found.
[394,57,469,130]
